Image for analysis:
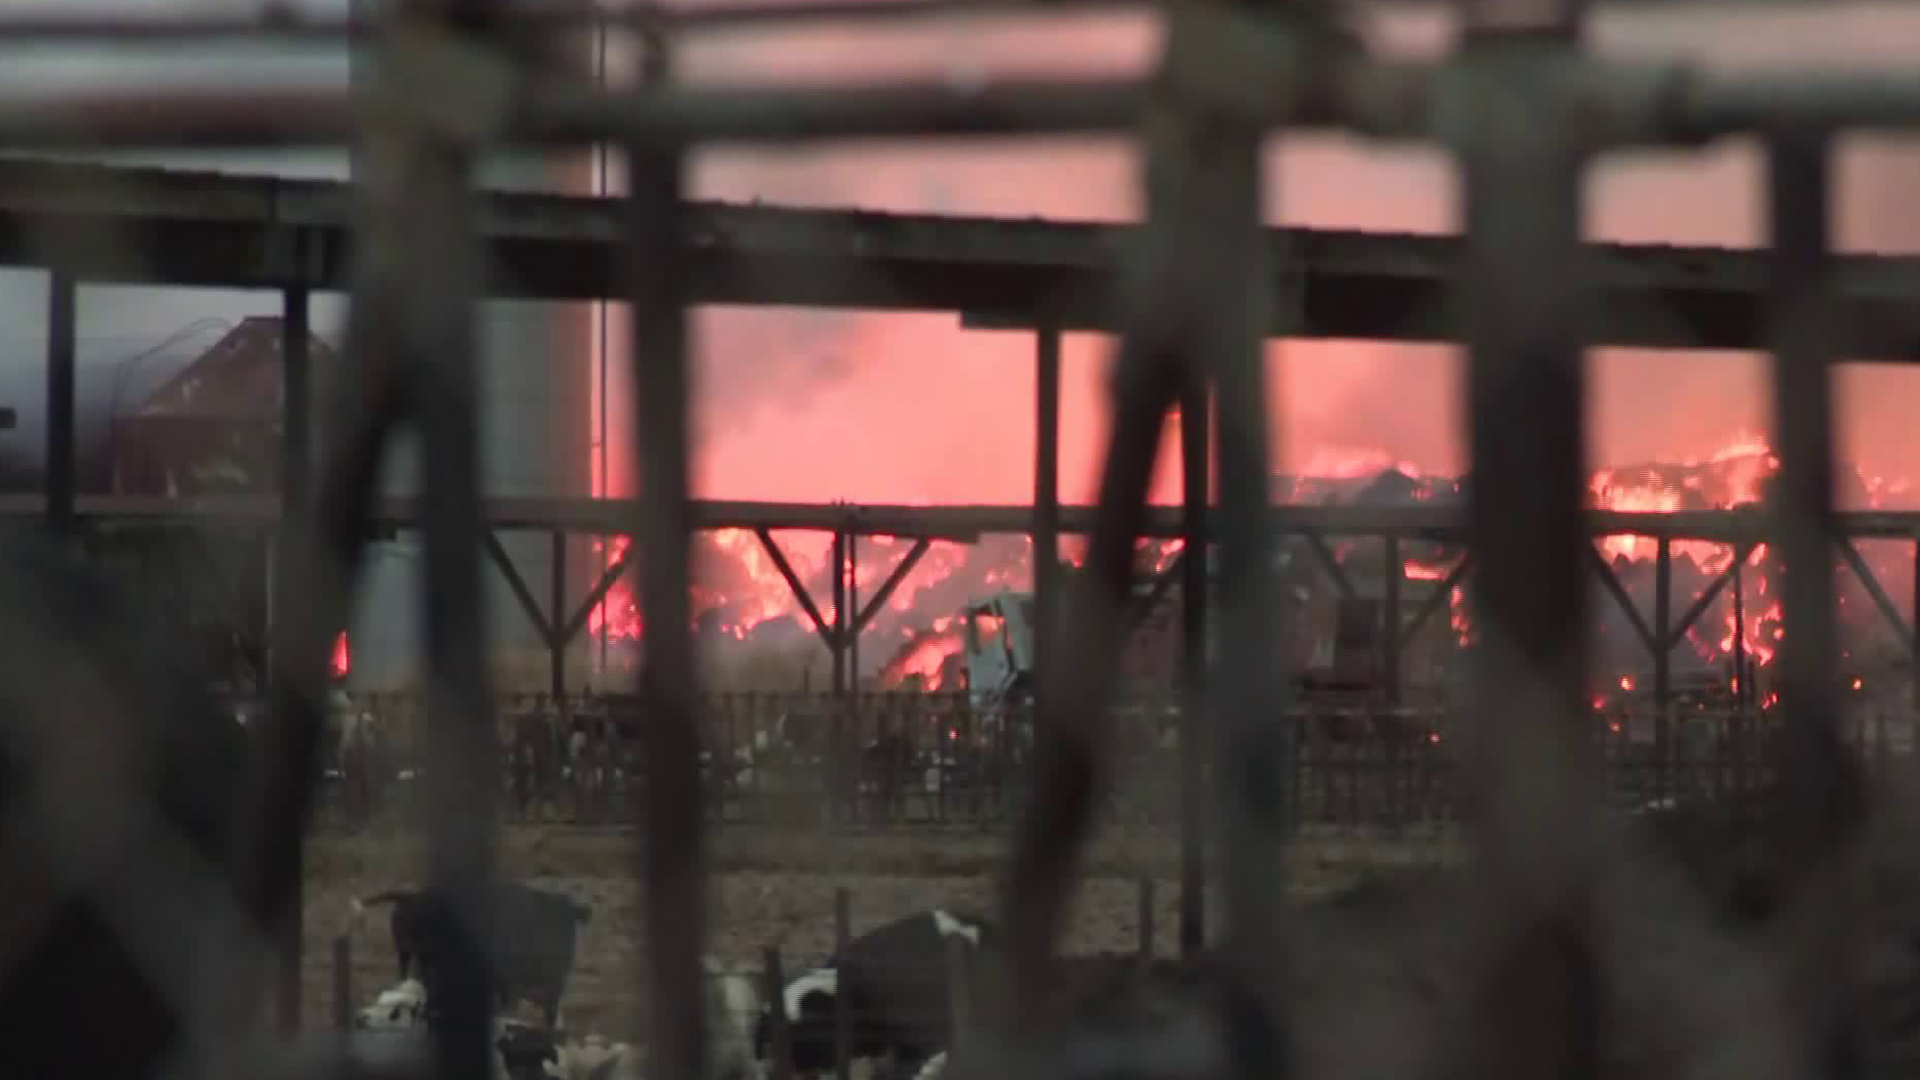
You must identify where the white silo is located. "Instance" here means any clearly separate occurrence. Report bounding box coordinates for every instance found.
[346,7,599,694]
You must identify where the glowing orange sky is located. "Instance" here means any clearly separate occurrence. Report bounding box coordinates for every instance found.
[575,2,1920,507]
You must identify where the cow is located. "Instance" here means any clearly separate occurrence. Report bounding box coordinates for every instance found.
[357,978,430,1030]
[757,909,995,1077]
[355,883,593,1027]
[0,528,253,1080]
[705,956,768,1080]
[352,979,563,1080]
[544,1034,637,1080]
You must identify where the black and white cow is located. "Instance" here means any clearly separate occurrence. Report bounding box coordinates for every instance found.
[354,882,593,1027]
[757,909,994,1077]
[350,979,563,1080]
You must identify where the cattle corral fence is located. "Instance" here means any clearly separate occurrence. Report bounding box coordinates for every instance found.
[307,691,1920,831]
[4,2,1920,1080]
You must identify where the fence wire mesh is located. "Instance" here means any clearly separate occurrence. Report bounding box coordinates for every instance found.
[1,3,1918,1080]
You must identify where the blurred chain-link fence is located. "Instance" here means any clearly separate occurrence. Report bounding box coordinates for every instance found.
[4,2,1920,1080]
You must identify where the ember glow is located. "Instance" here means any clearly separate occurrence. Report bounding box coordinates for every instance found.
[580,430,1917,703]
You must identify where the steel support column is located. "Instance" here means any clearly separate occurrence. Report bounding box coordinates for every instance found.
[272,282,310,1033]
[282,286,311,507]
[1300,530,1356,600]
[1762,126,1855,1072]
[1034,324,1061,703]
[1654,537,1673,746]
[1733,560,1749,706]
[1382,535,1402,705]
[1178,372,1208,955]
[848,534,861,695]
[625,32,709,1080]
[45,270,75,538]
[1663,543,1753,655]
[849,540,932,638]
[1450,7,1601,1077]
[551,530,567,700]
[1401,555,1472,649]
[753,528,834,642]
[831,529,848,697]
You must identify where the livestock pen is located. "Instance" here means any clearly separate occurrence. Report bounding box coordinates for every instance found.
[308,690,1920,831]
[4,2,1920,1080]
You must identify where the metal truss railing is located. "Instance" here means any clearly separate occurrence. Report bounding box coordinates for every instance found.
[0,2,1908,1080]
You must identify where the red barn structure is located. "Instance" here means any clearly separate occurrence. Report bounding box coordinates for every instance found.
[96,317,342,694]
[109,316,336,497]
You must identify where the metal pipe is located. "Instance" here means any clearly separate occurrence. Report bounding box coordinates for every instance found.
[1034,325,1062,708]
[1446,9,1602,1080]
[624,35,711,1080]
[551,530,568,700]
[409,105,498,1080]
[274,284,311,1035]
[1185,6,1288,1066]
[1762,126,1861,1076]
[1178,373,1208,956]
[44,270,75,539]
[0,0,1152,42]
[26,57,1920,154]
[1653,536,1672,742]
[832,530,848,697]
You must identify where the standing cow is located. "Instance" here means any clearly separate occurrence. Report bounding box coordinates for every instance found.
[355,882,593,1027]
[757,909,994,1077]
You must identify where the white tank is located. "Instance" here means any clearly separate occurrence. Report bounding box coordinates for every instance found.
[348,13,598,694]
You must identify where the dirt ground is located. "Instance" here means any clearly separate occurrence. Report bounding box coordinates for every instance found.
[302,822,1462,1038]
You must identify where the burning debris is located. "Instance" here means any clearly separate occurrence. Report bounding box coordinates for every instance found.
[579,433,1918,704]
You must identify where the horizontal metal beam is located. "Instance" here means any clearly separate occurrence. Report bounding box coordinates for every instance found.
[5,158,1920,354]
[12,493,1920,542]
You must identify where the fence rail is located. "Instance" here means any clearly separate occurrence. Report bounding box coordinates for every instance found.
[305,693,1920,831]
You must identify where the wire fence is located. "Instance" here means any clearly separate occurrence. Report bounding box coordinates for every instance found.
[304,693,1920,832]
[3,2,1920,1080]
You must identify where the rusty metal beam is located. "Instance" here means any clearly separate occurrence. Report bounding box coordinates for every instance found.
[1300,530,1357,601]
[1382,535,1402,705]
[45,270,75,538]
[26,493,1920,543]
[481,530,557,643]
[753,528,834,643]
[850,539,931,639]
[1662,542,1754,652]
[1834,536,1913,644]
[1400,554,1471,650]
[1654,537,1673,717]
[557,543,637,647]
[1581,543,1658,658]
[9,158,1920,354]
[1129,551,1186,628]
[1760,126,1858,1079]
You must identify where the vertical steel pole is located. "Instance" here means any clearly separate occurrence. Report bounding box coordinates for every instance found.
[283,286,312,508]
[551,529,568,701]
[1178,376,1209,955]
[626,30,709,1080]
[849,534,861,697]
[45,270,76,538]
[1764,128,1860,1080]
[1383,535,1403,706]
[1448,3,1600,1078]
[1034,325,1061,704]
[1734,559,1748,707]
[832,530,848,698]
[1910,539,1919,730]
[275,283,312,1034]
[1654,536,1672,755]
